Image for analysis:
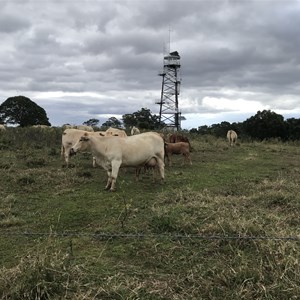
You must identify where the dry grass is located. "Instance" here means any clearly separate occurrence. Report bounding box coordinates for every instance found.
[0,128,299,299]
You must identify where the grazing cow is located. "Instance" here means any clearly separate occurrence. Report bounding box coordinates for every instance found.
[76,125,94,132]
[70,132,165,191]
[130,126,140,135]
[61,129,102,167]
[0,124,6,131]
[168,133,191,150]
[165,142,192,166]
[104,127,127,137]
[227,130,238,146]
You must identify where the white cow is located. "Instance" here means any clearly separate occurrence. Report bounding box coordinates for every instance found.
[130,126,140,135]
[62,123,74,129]
[0,124,6,131]
[104,127,127,137]
[70,132,165,191]
[227,130,238,146]
[61,129,103,167]
[32,125,50,129]
[76,125,94,132]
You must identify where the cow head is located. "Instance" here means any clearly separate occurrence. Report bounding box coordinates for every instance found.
[70,133,90,155]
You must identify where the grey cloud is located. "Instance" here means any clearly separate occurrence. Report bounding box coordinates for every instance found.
[1,0,300,127]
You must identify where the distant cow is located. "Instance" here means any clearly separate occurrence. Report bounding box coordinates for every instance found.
[0,124,6,131]
[70,132,165,191]
[76,125,94,132]
[61,128,102,167]
[103,127,127,137]
[62,123,74,129]
[165,142,192,166]
[130,126,140,135]
[32,125,50,129]
[227,130,238,146]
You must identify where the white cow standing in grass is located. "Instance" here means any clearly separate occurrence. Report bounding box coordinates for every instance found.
[70,132,165,191]
[130,126,140,135]
[227,130,238,146]
[61,129,104,167]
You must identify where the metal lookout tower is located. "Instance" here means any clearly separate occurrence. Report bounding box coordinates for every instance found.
[156,50,181,131]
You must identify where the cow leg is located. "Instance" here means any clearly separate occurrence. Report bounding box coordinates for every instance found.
[61,145,65,159]
[105,170,112,190]
[110,161,121,191]
[64,150,70,167]
[135,167,142,181]
[156,158,165,183]
[92,157,97,167]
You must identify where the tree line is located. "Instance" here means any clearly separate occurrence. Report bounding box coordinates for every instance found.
[191,109,300,141]
[1,95,300,140]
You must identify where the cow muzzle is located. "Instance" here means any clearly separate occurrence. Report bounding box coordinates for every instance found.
[69,148,76,156]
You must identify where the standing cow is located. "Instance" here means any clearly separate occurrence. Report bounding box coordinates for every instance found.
[70,132,165,191]
[61,129,103,167]
[130,126,140,135]
[104,127,127,137]
[227,130,238,146]
[165,142,192,166]
[168,133,192,151]
[76,125,94,132]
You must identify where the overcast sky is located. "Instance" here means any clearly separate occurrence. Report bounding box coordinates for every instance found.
[1,0,300,129]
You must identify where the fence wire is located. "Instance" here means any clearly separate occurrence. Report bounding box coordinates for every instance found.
[0,230,299,242]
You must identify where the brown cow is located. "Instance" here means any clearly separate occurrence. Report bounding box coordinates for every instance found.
[165,142,192,166]
[168,133,191,150]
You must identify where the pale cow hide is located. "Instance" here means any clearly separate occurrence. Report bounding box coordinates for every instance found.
[70,132,165,191]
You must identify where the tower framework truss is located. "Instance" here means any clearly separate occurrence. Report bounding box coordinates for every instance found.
[157,51,181,131]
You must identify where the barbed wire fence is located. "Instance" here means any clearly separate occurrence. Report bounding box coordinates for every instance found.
[1,230,299,242]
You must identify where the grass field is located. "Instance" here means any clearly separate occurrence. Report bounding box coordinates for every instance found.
[0,127,299,299]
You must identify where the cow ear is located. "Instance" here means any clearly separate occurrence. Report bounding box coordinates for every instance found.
[99,132,104,136]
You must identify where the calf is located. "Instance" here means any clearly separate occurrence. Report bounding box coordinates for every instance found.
[165,142,192,166]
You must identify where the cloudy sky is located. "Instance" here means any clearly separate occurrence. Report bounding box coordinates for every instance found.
[1,0,300,129]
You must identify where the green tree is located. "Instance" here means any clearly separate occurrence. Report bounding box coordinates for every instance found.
[83,118,99,127]
[101,117,122,128]
[122,108,162,130]
[243,110,286,140]
[285,118,300,140]
[0,96,51,127]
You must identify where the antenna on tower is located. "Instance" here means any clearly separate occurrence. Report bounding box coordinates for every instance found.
[168,25,172,53]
